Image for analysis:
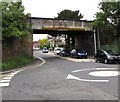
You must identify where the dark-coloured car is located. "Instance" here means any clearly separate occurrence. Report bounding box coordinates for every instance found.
[70,49,87,59]
[59,49,70,57]
[94,49,120,64]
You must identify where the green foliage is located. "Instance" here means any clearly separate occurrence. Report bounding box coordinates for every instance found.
[93,1,120,45]
[1,56,33,71]
[39,39,50,49]
[56,9,83,20]
[2,2,31,41]
[101,44,119,54]
[0,2,2,40]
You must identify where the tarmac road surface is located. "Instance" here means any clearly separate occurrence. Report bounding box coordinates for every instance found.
[1,51,120,101]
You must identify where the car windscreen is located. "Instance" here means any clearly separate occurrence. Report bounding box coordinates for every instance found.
[57,49,61,50]
[106,50,116,55]
[63,50,69,52]
[76,50,86,53]
[43,48,47,50]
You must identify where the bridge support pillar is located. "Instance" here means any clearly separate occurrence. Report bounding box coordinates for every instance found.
[74,32,94,56]
[65,35,70,49]
[65,35,75,50]
[70,35,75,50]
[75,35,82,50]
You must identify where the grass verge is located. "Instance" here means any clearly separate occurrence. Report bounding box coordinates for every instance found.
[1,56,33,71]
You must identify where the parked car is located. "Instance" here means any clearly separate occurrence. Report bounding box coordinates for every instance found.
[33,47,40,51]
[54,47,64,55]
[42,47,48,53]
[70,49,87,59]
[59,49,70,57]
[94,49,120,64]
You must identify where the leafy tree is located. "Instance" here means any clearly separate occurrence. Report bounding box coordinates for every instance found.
[39,39,50,49]
[93,1,120,45]
[56,9,83,20]
[2,2,31,41]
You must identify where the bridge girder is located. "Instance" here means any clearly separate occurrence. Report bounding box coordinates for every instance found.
[33,29,92,35]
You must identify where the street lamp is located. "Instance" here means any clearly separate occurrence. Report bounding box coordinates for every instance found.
[117,0,120,52]
[93,29,97,54]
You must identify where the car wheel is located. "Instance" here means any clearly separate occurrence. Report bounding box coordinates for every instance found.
[85,57,87,59]
[104,59,108,64]
[74,55,77,59]
[94,58,98,62]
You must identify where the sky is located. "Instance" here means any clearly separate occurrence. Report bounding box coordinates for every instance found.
[22,0,101,41]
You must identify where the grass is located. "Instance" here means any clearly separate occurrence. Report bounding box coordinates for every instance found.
[1,56,33,71]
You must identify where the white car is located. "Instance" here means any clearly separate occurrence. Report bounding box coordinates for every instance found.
[33,47,40,51]
[54,47,64,55]
[42,48,48,53]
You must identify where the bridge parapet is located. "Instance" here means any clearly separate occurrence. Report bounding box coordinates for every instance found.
[31,18,93,31]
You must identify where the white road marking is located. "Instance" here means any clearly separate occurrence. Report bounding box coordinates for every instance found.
[35,57,46,67]
[7,74,15,77]
[0,83,9,87]
[96,68,118,70]
[72,68,117,73]
[67,68,118,83]
[9,73,18,75]
[66,74,80,80]
[0,70,20,87]
[89,71,120,77]
[0,80,10,83]
[3,77,13,80]
[66,74,109,82]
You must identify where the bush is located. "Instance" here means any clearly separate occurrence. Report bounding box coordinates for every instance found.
[101,44,119,54]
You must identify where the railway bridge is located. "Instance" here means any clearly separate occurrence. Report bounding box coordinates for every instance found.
[31,17,95,56]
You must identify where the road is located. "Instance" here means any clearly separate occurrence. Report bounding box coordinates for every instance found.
[1,51,120,100]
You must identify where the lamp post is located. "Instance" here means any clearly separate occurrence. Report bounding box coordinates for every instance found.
[117,0,120,52]
[93,29,97,54]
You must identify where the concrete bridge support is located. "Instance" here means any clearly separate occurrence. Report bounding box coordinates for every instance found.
[70,35,75,50]
[65,34,75,50]
[74,32,94,56]
[75,35,82,50]
[65,35,70,49]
